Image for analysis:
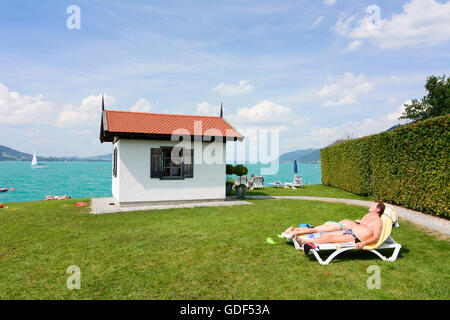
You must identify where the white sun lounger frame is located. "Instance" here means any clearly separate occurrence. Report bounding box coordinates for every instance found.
[292,236,402,265]
[269,182,283,188]
[282,227,402,266]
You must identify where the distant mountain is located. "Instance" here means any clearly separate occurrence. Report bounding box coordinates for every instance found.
[83,153,112,161]
[0,145,111,162]
[386,124,402,131]
[279,148,320,164]
[277,126,404,165]
[0,145,33,161]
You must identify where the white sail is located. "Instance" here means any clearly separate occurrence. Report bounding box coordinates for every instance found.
[31,151,48,168]
[31,153,38,166]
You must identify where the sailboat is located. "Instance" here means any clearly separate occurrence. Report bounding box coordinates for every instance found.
[31,152,48,169]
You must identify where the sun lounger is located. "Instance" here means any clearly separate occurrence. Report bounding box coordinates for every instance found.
[282,205,402,265]
[236,176,248,187]
[269,181,283,188]
[284,175,304,189]
[252,176,264,189]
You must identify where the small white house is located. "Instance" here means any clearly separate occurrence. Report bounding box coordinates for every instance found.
[100,103,243,207]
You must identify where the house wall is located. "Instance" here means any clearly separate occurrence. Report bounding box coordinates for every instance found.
[114,139,226,205]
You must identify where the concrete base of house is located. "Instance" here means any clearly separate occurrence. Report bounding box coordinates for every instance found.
[91,197,251,214]
[117,198,228,208]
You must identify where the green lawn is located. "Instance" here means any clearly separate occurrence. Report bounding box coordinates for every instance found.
[239,184,375,200]
[0,197,448,299]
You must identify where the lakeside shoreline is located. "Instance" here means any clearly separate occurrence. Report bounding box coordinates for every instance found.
[0,162,323,203]
[0,159,111,162]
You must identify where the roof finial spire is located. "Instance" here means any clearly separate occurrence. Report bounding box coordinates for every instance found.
[220,102,223,118]
[102,93,105,111]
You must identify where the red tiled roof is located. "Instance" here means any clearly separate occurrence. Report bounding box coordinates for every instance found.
[104,110,243,139]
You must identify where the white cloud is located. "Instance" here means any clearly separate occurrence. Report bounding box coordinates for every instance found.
[0,82,55,124]
[333,14,357,35]
[0,82,120,132]
[334,0,450,50]
[196,101,220,116]
[324,0,337,6]
[317,73,373,107]
[388,74,427,84]
[311,101,409,146]
[308,16,324,30]
[229,100,292,123]
[323,96,357,107]
[389,75,403,83]
[387,98,398,104]
[57,94,116,128]
[238,124,289,133]
[384,100,410,121]
[199,100,310,147]
[130,98,152,113]
[213,80,254,96]
[345,40,363,52]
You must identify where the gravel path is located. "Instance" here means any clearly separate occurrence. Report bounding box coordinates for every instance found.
[247,195,450,236]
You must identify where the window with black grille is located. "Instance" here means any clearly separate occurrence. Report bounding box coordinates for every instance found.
[150,147,193,179]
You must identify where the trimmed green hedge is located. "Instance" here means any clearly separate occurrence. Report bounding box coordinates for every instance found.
[321,115,449,217]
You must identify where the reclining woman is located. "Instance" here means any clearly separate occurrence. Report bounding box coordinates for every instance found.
[45,195,71,200]
[248,174,255,189]
[284,202,385,250]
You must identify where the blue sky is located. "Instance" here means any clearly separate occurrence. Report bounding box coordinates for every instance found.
[0,0,449,159]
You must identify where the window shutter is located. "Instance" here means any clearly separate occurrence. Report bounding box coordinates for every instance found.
[151,148,162,178]
[113,148,118,177]
[183,149,194,178]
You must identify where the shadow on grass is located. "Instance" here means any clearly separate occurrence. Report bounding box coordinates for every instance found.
[230,185,375,201]
[282,241,410,264]
[305,246,410,264]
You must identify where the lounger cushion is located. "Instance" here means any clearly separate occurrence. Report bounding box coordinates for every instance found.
[363,205,397,250]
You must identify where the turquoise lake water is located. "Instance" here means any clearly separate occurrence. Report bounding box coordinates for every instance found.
[0,161,321,203]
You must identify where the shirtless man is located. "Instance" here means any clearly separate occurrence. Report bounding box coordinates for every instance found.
[284,202,385,250]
